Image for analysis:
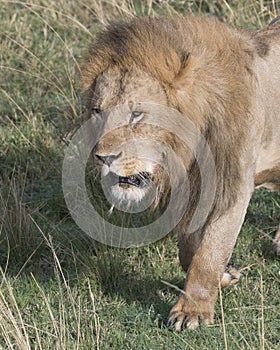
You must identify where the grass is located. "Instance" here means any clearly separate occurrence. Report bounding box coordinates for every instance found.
[0,0,279,349]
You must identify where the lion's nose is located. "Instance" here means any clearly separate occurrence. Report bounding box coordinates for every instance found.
[95,152,122,166]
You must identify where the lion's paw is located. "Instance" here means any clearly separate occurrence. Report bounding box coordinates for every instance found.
[167,301,213,331]
[167,311,205,331]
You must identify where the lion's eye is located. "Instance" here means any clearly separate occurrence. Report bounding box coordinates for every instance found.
[92,107,102,118]
[129,111,144,124]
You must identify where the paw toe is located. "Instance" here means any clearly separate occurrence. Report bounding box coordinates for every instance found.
[221,266,242,288]
[167,311,206,331]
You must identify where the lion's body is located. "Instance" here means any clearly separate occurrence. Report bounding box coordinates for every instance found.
[82,16,280,330]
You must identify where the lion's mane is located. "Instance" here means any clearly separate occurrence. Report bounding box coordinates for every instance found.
[81,16,267,226]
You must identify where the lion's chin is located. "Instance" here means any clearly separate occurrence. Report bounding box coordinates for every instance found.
[101,170,159,213]
[102,171,152,207]
[111,183,148,205]
[106,179,159,214]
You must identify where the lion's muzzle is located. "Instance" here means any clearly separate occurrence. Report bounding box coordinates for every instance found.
[95,153,151,189]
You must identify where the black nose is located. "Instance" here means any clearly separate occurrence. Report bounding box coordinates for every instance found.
[95,152,122,166]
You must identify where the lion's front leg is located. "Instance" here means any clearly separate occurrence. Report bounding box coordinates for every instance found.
[168,190,252,331]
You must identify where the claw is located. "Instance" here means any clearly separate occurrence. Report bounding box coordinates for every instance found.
[166,311,180,328]
[167,311,203,331]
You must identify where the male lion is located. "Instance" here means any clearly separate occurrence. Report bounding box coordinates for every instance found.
[81,16,280,330]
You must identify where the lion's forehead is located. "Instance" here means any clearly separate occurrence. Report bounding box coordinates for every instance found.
[94,66,167,109]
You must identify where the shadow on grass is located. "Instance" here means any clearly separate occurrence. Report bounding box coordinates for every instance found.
[245,188,279,258]
[0,209,179,308]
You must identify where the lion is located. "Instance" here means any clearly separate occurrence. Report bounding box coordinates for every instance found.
[81,16,280,331]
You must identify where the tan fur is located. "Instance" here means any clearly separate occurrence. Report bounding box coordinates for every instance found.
[81,16,280,330]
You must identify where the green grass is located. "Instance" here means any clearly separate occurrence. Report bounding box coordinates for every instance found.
[0,0,279,349]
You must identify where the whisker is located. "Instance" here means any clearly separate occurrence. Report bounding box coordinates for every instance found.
[108,204,114,215]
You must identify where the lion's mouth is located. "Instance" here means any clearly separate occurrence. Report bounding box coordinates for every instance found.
[110,172,150,189]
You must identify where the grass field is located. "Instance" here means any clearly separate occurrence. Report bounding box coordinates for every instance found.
[0,0,279,349]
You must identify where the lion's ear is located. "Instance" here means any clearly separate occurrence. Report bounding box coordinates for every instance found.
[167,52,196,111]
[175,51,191,79]
[180,52,191,69]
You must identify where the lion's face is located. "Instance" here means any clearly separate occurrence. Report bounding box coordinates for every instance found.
[91,66,172,208]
